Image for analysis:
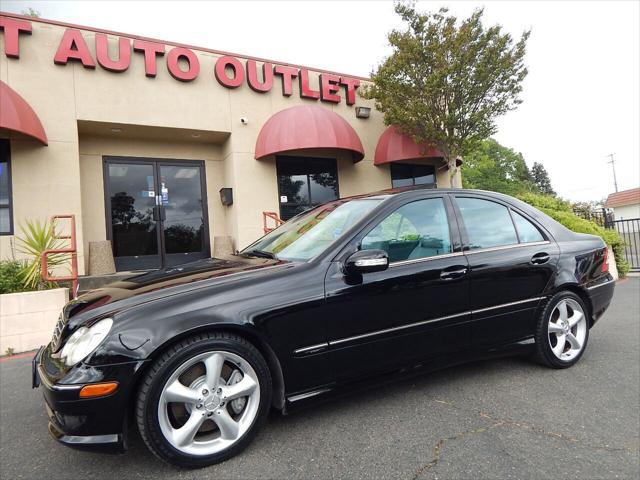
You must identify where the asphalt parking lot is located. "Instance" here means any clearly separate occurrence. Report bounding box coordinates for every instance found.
[1,278,639,480]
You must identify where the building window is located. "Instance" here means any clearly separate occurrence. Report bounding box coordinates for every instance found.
[276,156,339,221]
[0,140,12,235]
[390,163,436,188]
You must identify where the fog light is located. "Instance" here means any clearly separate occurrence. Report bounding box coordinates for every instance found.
[79,382,119,398]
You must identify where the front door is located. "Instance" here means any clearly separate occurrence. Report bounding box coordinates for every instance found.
[324,195,471,382]
[276,156,339,221]
[105,157,210,271]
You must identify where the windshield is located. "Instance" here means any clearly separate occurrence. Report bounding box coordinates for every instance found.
[242,199,383,261]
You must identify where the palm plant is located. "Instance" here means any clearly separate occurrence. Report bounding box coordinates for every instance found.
[15,219,68,290]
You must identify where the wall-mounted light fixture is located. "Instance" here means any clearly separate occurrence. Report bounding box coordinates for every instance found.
[355,106,371,119]
[219,188,233,206]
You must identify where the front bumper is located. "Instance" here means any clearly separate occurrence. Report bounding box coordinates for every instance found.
[32,345,145,453]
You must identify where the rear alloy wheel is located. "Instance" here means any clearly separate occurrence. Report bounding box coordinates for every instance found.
[136,333,271,468]
[535,292,589,368]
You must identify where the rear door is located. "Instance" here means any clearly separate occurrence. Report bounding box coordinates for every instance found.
[451,195,559,347]
[323,194,471,382]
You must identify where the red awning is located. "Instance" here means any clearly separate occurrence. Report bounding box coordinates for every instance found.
[374,126,442,166]
[255,105,364,162]
[0,80,48,145]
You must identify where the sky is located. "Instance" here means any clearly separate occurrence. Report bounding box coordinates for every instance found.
[2,0,639,202]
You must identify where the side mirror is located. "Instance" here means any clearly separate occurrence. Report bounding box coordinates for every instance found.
[344,249,389,275]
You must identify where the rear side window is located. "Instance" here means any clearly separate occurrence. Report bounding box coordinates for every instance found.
[457,198,518,249]
[361,198,452,263]
[512,211,545,243]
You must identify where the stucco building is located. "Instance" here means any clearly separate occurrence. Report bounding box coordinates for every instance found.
[0,12,460,275]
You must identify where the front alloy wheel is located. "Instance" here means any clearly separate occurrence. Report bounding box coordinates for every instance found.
[136,333,271,468]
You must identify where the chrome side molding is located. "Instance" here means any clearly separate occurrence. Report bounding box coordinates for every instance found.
[293,296,548,354]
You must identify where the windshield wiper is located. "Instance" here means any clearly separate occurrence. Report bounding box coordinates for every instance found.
[243,249,278,260]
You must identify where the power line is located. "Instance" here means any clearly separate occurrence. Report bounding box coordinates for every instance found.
[606,153,618,193]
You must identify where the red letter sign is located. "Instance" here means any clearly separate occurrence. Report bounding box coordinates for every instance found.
[320,73,341,103]
[246,60,273,93]
[54,29,95,68]
[95,34,130,72]
[167,47,199,82]
[0,17,31,58]
[273,65,298,96]
[340,77,360,106]
[299,69,320,100]
[133,39,165,77]
[215,56,244,88]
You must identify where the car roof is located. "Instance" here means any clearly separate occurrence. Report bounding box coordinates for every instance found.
[343,185,508,200]
[339,186,579,242]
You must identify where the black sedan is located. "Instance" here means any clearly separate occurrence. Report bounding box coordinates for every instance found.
[33,187,615,468]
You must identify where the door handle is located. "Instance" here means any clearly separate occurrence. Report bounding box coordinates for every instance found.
[531,252,550,265]
[440,266,468,281]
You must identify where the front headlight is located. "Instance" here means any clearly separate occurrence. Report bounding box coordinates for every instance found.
[60,318,113,366]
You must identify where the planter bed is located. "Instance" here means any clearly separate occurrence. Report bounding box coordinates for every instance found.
[0,288,68,354]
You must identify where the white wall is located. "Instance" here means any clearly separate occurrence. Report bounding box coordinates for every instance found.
[612,204,640,221]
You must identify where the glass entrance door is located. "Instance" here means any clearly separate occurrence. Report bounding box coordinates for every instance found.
[105,158,209,271]
[158,164,209,267]
[276,156,339,220]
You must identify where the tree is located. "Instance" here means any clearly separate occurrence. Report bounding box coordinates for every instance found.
[462,138,536,195]
[21,8,40,17]
[531,162,555,195]
[362,3,530,186]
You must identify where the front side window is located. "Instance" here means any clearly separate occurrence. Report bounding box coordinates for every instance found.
[512,211,545,243]
[244,198,383,261]
[457,197,518,250]
[391,164,436,189]
[0,140,12,235]
[361,198,452,263]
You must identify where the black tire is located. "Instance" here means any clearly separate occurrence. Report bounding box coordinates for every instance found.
[534,291,590,369]
[136,331,272,468]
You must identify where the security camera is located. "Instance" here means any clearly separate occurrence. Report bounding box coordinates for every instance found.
[240,117,249,125]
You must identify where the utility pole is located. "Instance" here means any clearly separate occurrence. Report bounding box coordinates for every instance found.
[606,153,618,192]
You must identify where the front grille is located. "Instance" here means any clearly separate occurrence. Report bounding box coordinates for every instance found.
[50,314,67,352]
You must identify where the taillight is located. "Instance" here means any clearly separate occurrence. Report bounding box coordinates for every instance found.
[602,247,609,273]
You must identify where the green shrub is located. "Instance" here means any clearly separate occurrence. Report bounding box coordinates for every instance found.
[16,219,68,291]
[516,192,629,277]
[0,260,32,294]
[516,192,572,213]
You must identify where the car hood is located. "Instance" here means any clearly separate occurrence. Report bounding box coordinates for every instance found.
[64,255,289,324]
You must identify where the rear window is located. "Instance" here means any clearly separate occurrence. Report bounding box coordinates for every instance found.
[512,211,545,243]
[457,197,518,249]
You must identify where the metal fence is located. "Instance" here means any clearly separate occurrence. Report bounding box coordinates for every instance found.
[611,218,640,272]
[571,207,612,228]
[572,208,639,271]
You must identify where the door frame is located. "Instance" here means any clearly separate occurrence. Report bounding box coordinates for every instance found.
[102,156,211,271]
